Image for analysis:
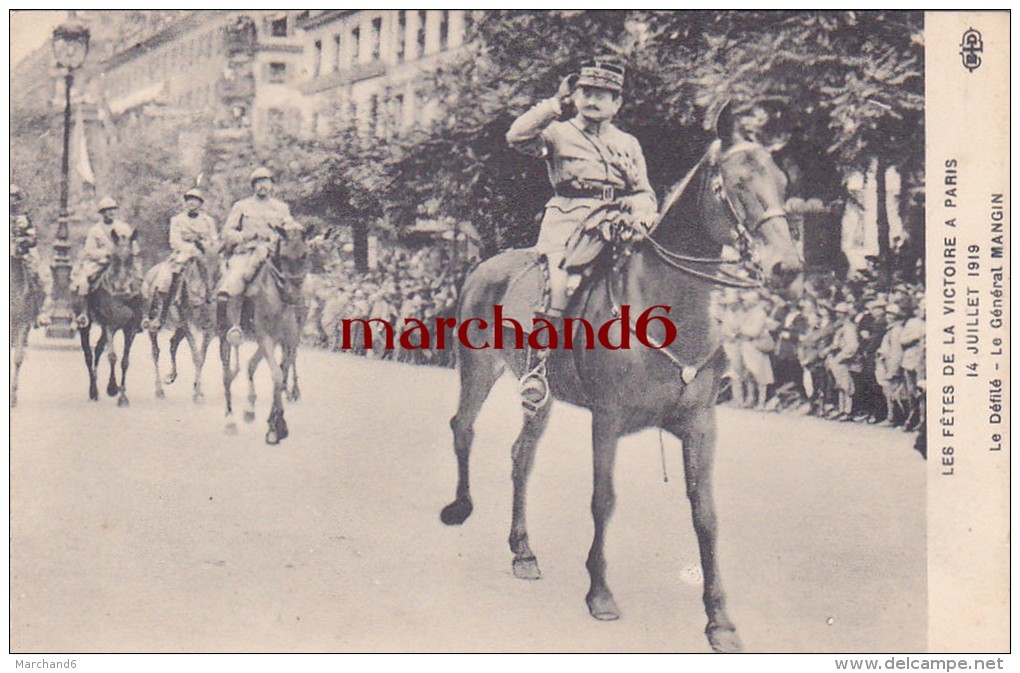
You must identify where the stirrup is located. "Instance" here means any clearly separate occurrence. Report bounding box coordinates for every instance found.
[518,361,550,414]
[225,326,243,346]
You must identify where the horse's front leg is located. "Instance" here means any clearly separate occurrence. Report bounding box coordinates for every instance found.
[220,335,238,434]
[244,347,263,423]
[285,348,300,402]
[166,327,186,385]
[149,330,165,399]
[586,410,622,620]
[192,329,213,403]
[258,336,287,445]
[509,401,551,580]
[665,406,742,653]
[80,326,98,401]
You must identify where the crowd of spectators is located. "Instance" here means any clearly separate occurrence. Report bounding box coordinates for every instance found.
[714,266,926,433]
[302,243,465,368]
[301,240,926,440]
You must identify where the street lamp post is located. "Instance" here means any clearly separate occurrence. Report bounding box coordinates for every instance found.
[46,17,90,339]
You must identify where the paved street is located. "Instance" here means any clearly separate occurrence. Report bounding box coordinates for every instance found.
[10,331,925,653]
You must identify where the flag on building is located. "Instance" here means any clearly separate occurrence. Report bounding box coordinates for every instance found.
[72,114,95,188]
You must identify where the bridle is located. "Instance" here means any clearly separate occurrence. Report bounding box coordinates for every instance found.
[644,141,788,289]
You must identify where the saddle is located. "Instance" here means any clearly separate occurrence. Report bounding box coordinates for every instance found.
[500,247,610,328]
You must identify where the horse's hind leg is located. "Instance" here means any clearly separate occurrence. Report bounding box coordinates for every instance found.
[441,349,503,526]
[166,327,186,385]
[106,348,119,398]
[150,331,165,399]
[285,348,300,402]
[664,407,742,653]
[117,329,136,407]
[244,347,263,423]
[258,336,287,445]
[509,402,551,580]
[586,410,622,621]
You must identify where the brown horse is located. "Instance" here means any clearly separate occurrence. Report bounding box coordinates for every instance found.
[76,229,145,406]
[441,104,803,653]
[219,227,306,443]
[9,253,45,408]
[143,252,218,402]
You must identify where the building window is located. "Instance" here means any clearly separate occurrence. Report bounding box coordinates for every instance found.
[269,62,287,83]
[271,16,288,38]
[396,10,406,63]
[439,10,450,51]
[333,34,342,71]
[416,11,427,59]
[313,39,322,77]
[351,26,361,63]
[369,94,380,137]
[370,17,382,61]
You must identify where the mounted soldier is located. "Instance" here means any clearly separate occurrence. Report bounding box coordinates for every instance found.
[70,197,142,326]
[505,57,658,403]
[216,166,302,346]
[145,187,219,330]
[10,184,46,296]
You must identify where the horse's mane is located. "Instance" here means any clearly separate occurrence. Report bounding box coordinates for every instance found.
[650,139,722,238]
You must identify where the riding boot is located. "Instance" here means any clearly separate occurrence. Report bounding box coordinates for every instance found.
[160,273,181,327]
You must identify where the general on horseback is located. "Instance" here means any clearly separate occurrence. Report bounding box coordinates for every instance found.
[216,166,307,444]
[504,58,658,408]
[441,56,804,653]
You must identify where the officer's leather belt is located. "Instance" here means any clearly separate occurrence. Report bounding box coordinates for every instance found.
[554,183,635,201]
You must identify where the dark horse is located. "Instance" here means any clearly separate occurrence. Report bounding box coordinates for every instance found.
[219,228,306,444]
[10,254,46,407]
[142,251,218,402]
[77,230,145,406]
[441,104,803,653]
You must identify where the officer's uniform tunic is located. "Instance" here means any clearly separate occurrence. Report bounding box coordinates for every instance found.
[506,98,657,253]
[154,211,219,293]
[71,220,139,294]
[216,196,297,297]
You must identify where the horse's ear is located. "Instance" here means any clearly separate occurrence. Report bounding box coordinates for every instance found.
[714,100,736,148]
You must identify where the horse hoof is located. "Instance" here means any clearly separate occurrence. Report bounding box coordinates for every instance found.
[165,374,177,386]
[706,623,743,653]
[193,393,205,404]
[287,389,301,403]
[512,556,541,581]
[586,590,620,621]
[89,391,99,402]
[117,396,130,408]
[440,499,473,525]
[225,422,238,435]
[107,386,118,398]
[243,410,256,424]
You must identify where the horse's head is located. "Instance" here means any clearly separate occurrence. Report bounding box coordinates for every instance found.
[710,102,803,289]
[654,102,804,294]
[104,228,139,295]
[273,223,309,275]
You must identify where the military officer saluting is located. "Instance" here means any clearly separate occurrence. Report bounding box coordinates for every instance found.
[70,197,141,324]
[216,166,301,345]
[506,57,658,317]
[146,187,219,329]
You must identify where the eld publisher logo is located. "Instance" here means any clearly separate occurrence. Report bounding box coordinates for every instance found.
[959,28,983,72]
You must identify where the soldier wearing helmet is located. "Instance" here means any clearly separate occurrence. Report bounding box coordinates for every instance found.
[70,197,141,322]
[145,187,219,329]
[215,166,302,344]
[10,185,46,293]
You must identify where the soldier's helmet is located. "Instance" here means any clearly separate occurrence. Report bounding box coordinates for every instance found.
[184,188,205,202]
[577,57,625,93]
[97,196,119,213]
[250,166,274,184]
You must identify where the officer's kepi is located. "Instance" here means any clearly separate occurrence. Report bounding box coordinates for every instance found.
[576,59,625,93]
